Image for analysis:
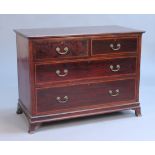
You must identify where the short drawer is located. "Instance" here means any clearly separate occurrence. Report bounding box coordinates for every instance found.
[92,38,137,55]
[32,38,89,60]
[36,79,135,113]
[35,58,136,84]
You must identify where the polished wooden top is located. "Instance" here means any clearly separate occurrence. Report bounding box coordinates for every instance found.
[14,25,144,38]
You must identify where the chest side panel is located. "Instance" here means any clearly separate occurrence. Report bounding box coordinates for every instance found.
[16,35,31,112]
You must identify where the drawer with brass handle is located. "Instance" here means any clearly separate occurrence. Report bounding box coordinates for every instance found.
[31,38,89,60]
[92,37,137,55]
[35,57,136,85]
[36,79,135,114]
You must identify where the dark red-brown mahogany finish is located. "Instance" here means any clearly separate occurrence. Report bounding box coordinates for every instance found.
[15,26,145,133]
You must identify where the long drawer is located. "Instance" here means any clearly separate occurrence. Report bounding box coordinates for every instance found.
[35,58,136,85]
[36,79,135,114]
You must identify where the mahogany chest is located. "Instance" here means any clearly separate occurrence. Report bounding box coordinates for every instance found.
[14,26,144,133]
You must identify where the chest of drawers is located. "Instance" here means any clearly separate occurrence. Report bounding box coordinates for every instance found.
[15,26,144,133]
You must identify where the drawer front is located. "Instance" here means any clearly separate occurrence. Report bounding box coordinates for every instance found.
[32,39,89,60]
[92,38,137,55]
[35,58,136,84]
[36,79,135,113]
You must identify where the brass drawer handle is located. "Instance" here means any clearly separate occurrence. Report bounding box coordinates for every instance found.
[109,89,120,97]
[56,69,68,77]
[56,46,69,55]
[110,64,120,72]
[110,43,121,51]
[56,96,68,103]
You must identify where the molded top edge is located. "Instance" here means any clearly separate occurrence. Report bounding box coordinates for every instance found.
[14,25,145,38]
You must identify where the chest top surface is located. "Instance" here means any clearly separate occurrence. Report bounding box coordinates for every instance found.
[14,25,144,38]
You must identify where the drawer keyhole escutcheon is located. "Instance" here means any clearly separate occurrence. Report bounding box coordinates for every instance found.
[109,89,120,97]
[110,43,121,51]
[56,69,68,77]
[110,64,120,72]
[56,96,69,103]
[56,46,69,55]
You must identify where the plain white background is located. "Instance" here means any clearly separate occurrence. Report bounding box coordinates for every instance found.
[0,14,155,140]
